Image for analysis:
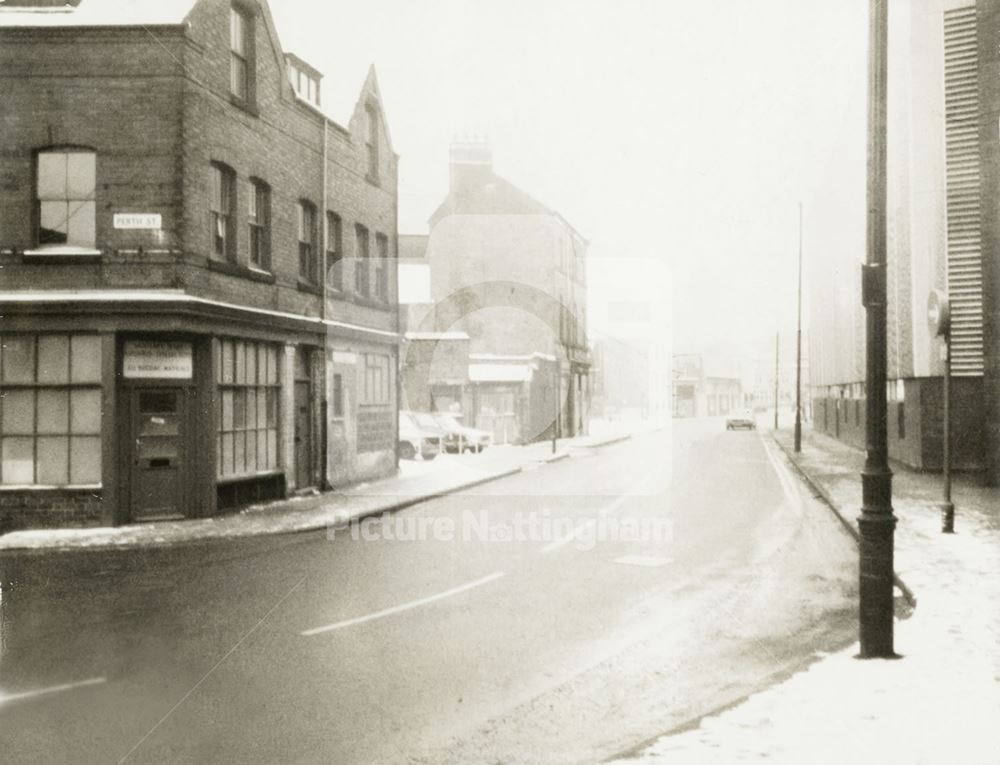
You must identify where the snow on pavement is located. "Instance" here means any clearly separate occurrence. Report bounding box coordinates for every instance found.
[611,433,1000,765]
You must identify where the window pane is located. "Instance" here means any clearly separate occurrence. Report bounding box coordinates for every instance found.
[235,342,246,385]
[231,56,247,100]
[257,345,268,386]
[246,389,257,429]
[234,389,246,429]
[37,335,69,383]
[211,166,221,211]
[37,152,67,200]
[221,432,234,476]
[267,429,277,468]
[246,429,257,471]
[2,437,34,484]
[222,389,234,430]
[3,336,35,383]
[66,152,96,199]
[2,390,35,434]
[37,389,69,434]
[71,335,102,383]
[221,340,235,384]
[230,9,245,54]
[266,389,277,427]
[37,436,69,485]
[71,389,102,434]
[267,347,278,385]
[246,343,257,385]
[257,430,267,470]
[39,201,69,244]
[234,430,245,474]
[70,436,101,484]
[257,389,267,429]
[67,200,96,247]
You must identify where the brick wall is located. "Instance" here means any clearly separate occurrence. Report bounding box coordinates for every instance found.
[0,1,398,336]
[0,490,105,533]
[812,376,984,471]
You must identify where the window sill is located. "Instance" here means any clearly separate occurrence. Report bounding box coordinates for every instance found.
[0,483,102,491]
[216,469,283,486]
[22,247,102,263]
[229,94,260,117]
[208,258,276,283]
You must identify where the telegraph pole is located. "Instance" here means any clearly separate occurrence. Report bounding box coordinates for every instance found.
[859,0,897,658]
[795,202,803,452]
[774,331,780,430]
[552,340,560,454]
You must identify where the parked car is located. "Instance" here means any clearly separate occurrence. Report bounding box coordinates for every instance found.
[398,411,442,460]
[431,412,492,453]
[725,410,757,431]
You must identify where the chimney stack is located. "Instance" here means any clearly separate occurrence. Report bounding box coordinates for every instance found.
[449,134,492,195]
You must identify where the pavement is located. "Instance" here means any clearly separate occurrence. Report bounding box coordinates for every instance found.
[610,424,1000,765]
[0,421,656,553]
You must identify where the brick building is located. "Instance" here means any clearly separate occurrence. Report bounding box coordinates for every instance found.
[400,139,590,444]
[0,0,399,529]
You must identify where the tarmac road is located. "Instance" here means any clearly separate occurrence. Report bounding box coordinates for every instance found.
[0,419,858,764]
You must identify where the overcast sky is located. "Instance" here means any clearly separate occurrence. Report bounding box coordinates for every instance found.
[271,0,869,366]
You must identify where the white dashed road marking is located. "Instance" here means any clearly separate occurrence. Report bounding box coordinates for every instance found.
[0,676,107,706]
[301,571,506,636]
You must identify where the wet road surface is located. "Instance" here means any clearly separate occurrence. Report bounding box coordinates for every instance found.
[0,420,858,764]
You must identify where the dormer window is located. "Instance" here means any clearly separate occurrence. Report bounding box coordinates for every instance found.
[230,6,253,103]
[286,58,321,107]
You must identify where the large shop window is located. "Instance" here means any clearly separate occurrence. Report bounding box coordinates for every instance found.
[216,339,280,479]
[361,353,391,406]
[36,148,96,248]
[0,334,103,486]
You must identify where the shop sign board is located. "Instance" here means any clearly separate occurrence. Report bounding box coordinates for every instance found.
[123,340,193,379]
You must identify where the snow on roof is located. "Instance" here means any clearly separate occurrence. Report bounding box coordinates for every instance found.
[0,0,196,27]
[468,363,534,383]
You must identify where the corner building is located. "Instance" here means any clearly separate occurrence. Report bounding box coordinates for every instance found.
[0,0,400,529]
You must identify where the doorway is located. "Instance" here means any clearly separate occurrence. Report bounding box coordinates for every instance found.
[129,388,187,521]
[294,379,313,489]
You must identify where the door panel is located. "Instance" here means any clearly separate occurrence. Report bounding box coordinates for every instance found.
[294,380,312,488]
[131,388,186,521]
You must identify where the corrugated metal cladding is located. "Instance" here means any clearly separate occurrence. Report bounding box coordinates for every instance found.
[944,5,984,377]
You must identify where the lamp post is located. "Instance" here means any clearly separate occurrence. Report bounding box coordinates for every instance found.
[928,289,953,532]
[858,0,897,659]
[552,339,560,454]
[774,331,780,430]
[795,203,803,452]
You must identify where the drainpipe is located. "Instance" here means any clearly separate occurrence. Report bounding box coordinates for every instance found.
[320,118,329,488]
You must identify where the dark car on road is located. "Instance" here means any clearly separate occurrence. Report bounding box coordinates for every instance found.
[725,410,757,431]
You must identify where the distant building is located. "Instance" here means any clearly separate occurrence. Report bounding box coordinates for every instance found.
[0,0,399,530]
[672,354,742,418]
[399,139,590,443]
[588,258,671,423]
